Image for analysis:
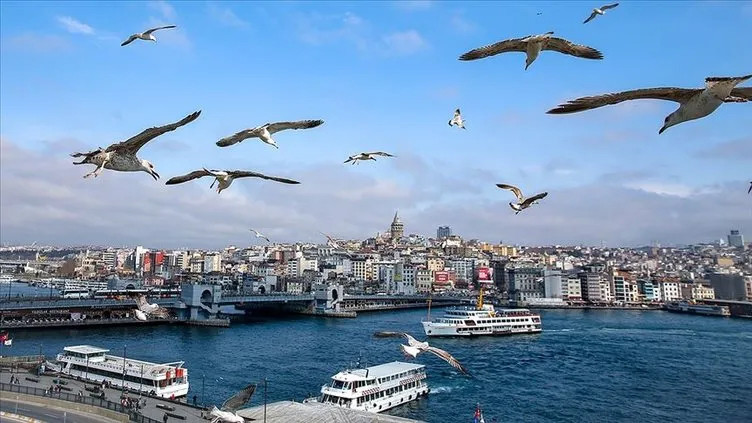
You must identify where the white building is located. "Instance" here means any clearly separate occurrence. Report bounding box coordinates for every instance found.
[203,254,222,273]
[416,269,432,294]
[543,269,563,299]
[659,281,681,302]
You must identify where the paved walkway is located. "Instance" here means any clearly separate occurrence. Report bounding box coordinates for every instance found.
[0,399,121,423]
[0,370,206,422]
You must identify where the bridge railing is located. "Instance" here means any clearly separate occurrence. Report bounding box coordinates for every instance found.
[0,382,161,423]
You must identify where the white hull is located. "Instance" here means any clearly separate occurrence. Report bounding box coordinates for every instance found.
[422,320,541,336]
[50,361,188,398]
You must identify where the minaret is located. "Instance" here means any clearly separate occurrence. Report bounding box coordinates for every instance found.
[390,210,404,241]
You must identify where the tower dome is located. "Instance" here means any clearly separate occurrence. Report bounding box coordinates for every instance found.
[390,210,404,241]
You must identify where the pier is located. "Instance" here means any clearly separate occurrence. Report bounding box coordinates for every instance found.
[0,283,466,329]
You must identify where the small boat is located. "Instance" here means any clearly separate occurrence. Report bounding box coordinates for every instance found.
[305,361,429,413]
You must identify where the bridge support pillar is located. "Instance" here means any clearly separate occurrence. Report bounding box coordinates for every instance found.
[179,283,227,325]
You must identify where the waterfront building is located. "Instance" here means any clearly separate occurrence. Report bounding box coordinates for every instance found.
[727,230,745,248]
[437,226,451,239]
[352,258,375,281]
[611,270,638,303]
[707,272,748,300]
[543,269,563,299]
[680,282,715,300]
[507,266,544,302]
[638,280,658,302]
[565,276,582,301]
[745,277,752,301]
[415,268,432,294]
[579,265,611,303]
[390,211,404,241]
[659,280,681,302]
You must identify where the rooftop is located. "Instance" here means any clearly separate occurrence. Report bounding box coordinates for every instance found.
[334,361,423,381]
[63,345,109,355]
[238,400,422,423]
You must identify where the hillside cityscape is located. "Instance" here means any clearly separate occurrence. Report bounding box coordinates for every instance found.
[2,212,750,303]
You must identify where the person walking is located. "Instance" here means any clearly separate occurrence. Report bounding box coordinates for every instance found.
[163,413,169,423]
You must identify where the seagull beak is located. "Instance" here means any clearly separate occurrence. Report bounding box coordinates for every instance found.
[524,62,531,70]
[658,125,667,134]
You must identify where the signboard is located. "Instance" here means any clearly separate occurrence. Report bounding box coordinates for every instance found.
[434,271,449,283]
[477,267,493,281]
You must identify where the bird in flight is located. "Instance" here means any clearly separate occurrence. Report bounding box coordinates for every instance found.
[583,3,620,24]
[216,120,324,149]
[165,168,300,194]
[374,332,469,375]
[250,229,270,243]
[121,25,177,46]
[748,181,751,194]
[320,232,342,249]
[71,111,201,180]
[547,74,752,134]
[448,108,466,129]
[344,151,395,165]
[459,32,603,70]
[208,384,257,423]
[134,295,171,320]
[496,184,548,214]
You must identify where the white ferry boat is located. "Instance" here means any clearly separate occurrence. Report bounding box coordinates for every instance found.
[422,290,542,337]
[47,345,188,398]
[307,361,429,413]
[0,274,15,284]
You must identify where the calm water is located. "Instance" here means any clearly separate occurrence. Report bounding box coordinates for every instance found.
[4,304,752,422]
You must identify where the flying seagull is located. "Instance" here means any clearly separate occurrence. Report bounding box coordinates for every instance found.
[344,151,395,165]
[208,384,257,423]
[134,295,171,319]
[374,331,469,375]
[496,183,548,214]
[448,108,466,129]
[459,32,603,70]
[71,111,201,180]
[121,25,177,46]
[320,232,341,249]
[166,168,300,194]
[250,228,270,243]
[748,182,751,194]
[547,74,752,134]
[583,3,619,24]
[216,120,324,149]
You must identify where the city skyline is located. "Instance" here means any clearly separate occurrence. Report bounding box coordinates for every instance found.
[1,1,751,248]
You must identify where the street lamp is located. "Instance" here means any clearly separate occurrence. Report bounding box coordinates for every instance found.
[202,373,205,407]
[121,345,127,390]
[263,378,268,423]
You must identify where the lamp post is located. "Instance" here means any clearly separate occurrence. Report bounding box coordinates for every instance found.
[263,378,268,423]
[121,345,127,390]
[86,354,89,381]
[201,373,205,407]
[140,364,144,397]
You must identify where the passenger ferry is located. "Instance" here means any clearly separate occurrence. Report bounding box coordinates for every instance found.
[61,288,90,299]
[47,345,188,398]
[306,361,429,413]
[665,301,731,317]
[422,289,542,337]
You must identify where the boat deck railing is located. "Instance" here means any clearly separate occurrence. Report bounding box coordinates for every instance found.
[0,382,161,423]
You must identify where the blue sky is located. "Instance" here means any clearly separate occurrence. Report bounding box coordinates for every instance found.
[1,1,750,248]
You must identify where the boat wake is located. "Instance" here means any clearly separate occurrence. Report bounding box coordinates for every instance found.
[430,386,453,394]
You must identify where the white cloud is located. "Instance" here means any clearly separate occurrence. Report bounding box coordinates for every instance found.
[148,0,177,21]
[624,181,694,198]
[449,13,476,34]
[381,30,428,56]
[56,16,95,35]
[208,2,249,28]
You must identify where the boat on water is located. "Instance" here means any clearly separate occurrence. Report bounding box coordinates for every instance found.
[0,274,15,284]
[304,361,429,413]
[665,301,730,317]
[422,288,542,337]
[46,345,189,398]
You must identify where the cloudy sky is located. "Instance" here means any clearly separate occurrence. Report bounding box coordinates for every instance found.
[1,1,750,249]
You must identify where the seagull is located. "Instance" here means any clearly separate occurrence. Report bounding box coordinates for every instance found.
[250,228,270,243]
[583,3,619,24]
[121,25,177,46]
[165,168,300,194]
[320,232,341,249]
[133,309,148,321]
[134,295,171,319]
[459,32,603,70]
[343,151,395,165]
[547,75,752,134]
[496,183,548,214]
[448,108,466,129]
[748,181,751,194]
[373,332,469,375]
[216,120,324,149]
[208,384,257,423]
[71,111,200,180]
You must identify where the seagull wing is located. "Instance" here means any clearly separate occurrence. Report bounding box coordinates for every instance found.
[365,152,395,157]
[344,156,356,164]
[107,111,201,154]
[748,182,752,194]
[521,192,548,207]
[458,36,529,61]
[373,331,419,346]
[265,120,324,134]
[165,169,212,185]
[546,88,701,114]
[221,384,257,412]
[729,87,752,101]
[227,170,301,185]
[423,346,469,375]
[543,37,603,59]
[583,11,599,24]
[143,25,177,35]
[216,127,263,147]
[454,108,461,117]
[496,184,524,201]
[601,3,619,10]
[121,34,138,46]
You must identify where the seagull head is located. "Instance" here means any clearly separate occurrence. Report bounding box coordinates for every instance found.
[659,112,680,134]
[141,160,159,180]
